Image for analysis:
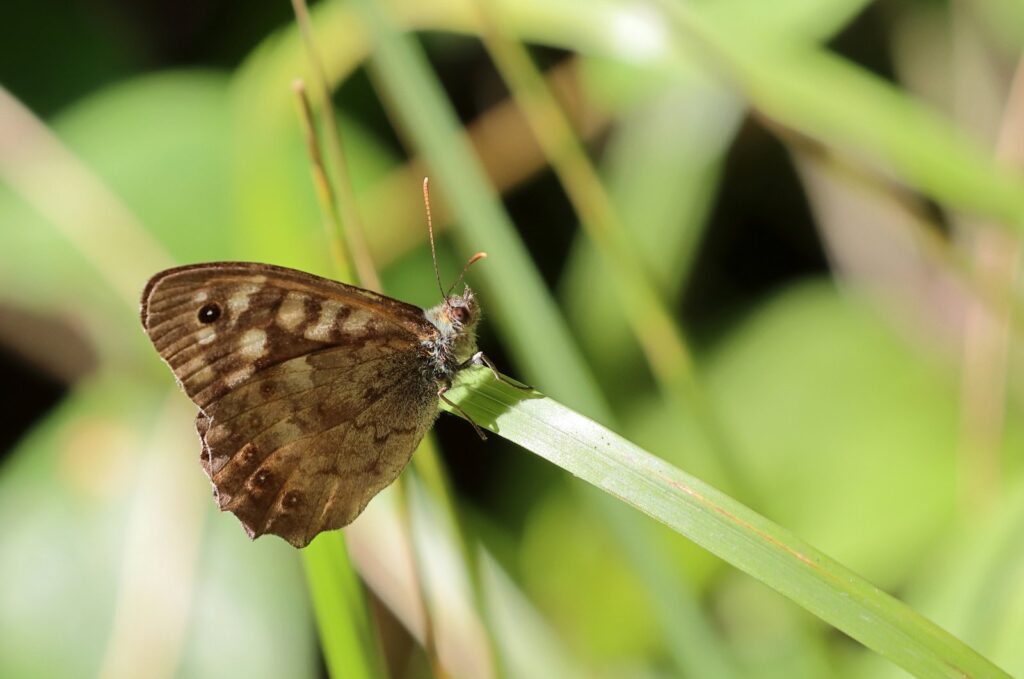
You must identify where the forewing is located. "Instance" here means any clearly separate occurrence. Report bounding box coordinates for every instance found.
[199,341,439,547]
[140,262,437,409]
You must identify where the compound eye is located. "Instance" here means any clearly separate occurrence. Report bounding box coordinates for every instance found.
[451,305,470,325]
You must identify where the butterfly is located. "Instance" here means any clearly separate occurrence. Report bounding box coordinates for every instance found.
[140,185,526,548]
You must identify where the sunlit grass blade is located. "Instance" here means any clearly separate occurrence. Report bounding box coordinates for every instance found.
[700,0,873,42]
[474,8,755,494]
[443,370,1013,679]
[655,0,1024,227]
[473,11,745,674]
[288,53,392,679]
[476,5,701,392]
[303,534,386,679]
[478,551,590,679]
[353,4,748,675]
[230,7,582,675]
[291,0,380,291]
[353,0,607,419]
[404,468,499,677]
[290,14,507,670]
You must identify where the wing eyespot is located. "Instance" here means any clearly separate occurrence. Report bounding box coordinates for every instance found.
[198,303,222,324]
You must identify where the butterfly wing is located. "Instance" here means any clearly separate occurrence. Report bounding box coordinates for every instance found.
[141,262,441,547]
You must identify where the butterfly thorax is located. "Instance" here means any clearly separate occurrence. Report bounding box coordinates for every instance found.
[422,286,480,382]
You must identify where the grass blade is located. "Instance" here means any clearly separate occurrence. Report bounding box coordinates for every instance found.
[657,0,1024,227]
[353,5,743,675]
[443,369,1013,679]
[353,0,608,419]
[303,534,386,679]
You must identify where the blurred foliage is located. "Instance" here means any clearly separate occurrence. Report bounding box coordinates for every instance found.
[2,0,1024,677]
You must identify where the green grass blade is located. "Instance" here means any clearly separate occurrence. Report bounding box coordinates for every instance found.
[658,0,1024,227]
[700,0,874,43]
[302,534,386,679]
[353,5,744,675]
[286,19,417,678]
[443,370,1013,679]
[230,9,572,675]
[476,11,700,391]
[478,551,590,679]
[353,0,607,419]
[406,440,504,677]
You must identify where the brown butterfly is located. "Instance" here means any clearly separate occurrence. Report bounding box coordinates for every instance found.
[140,188,524,548]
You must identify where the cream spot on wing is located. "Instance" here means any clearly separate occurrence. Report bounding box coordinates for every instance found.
[227,291,251,317]
[276,291,307,330]
[240,328,268,359]
[304,299,344,341]
[226,282,264,321]
[189,365,215,386]
[225,365,254,388]
[193,291,209,303]
[197,327,217,345]
[342,307,373,332]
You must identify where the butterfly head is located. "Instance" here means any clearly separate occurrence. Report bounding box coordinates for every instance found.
[425,285,481,366]
[421,178,487,371]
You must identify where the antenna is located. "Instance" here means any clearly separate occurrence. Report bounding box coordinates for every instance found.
[446,251,488,298]
[423,177,447,302]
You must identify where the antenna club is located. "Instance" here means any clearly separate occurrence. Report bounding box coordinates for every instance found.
[445,251,489,299]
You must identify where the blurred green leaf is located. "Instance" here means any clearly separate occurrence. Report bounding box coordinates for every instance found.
[480,551,591,679]
[0,378,316,678]
[976,0,1024,48]
[707,282,957,586]
[853,480,1024,679]
[0,73,235,370]
[521,490,661,658]
[54,72,234,263]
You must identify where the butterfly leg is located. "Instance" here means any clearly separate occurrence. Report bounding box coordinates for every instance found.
[462,351,534,390]
[438,383,488,440]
